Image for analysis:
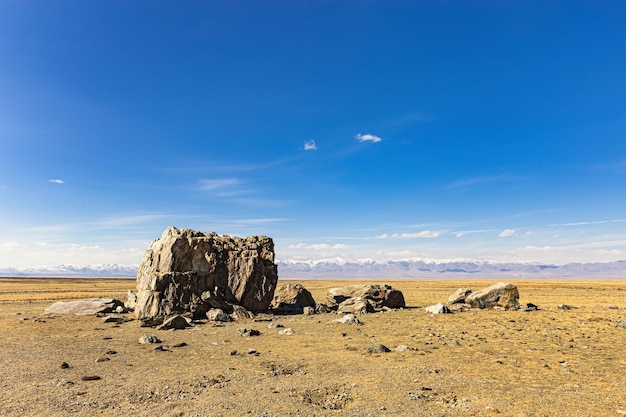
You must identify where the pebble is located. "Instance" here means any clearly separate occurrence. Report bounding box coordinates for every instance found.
[81,375,101,381]
[95,357,110,362]
[60,362,70,369]
[138,335,162,344]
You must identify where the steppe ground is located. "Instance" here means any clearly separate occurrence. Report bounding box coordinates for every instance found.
[1,278,625,417]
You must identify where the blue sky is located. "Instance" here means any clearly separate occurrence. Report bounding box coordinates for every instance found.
[1,1,626,268]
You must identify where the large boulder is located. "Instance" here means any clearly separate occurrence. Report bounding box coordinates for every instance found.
[326,284,405,312]
[271,283,316,314]
[45,298,125,315]
[133,227,278,321]
[447,288,472,304]
[465,282,520,310]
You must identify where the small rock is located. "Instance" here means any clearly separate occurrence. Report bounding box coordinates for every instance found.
[334,314,363,325]
[608,304,618,309]
[367,343,391,353]
[395,345,413,352]
[115,306,124,313]
[81,375,101,381]
[158,315,190,330]
[617,321,626,329]
[206,308,232,322]
[448,340,461,346]
[303,306,315,315]
[424,303,451,314]
[278,328,294,335]
[246,349,259,355]
[154,345,170,352]
[229,350,238,356]
[60,362,70,369]
[172,342,187,348]
[138,335,162,344]
[239,328,261,337]
[102,316,126,324]
[105,350,117,355]
[267,322,284,329]
[95,357,110,363]
[558,304,576,310]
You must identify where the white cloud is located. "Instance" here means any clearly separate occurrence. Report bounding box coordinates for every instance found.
[198,178,240,191]
[377,231,440,239]
[333,244,349,249]
[287,242,348,250]
[304,139,317,151]
[499,229,516,237]
[49,179,64,184]
[356,133,382,143]
[455,232,464,238]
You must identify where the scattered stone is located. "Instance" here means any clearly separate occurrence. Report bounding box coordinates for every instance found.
[271,283,316,314]
[206,308,231,322]
[114,305,124,313]
[608,304,618,310]
[133,227,278,322]
[448,340,461,347]
[105,350,117,355]
[278,328,294,335]
[465,282,520,310]
[315,304,331,314]
[158,314,190,330]
[268,322,284,329]
[95,357,110,363]
[448,288,472,304]
[154,345,170,352]
[367,344,391,353]
[558,304,576,310]
[395,345,413,352]
[246,349,259,355]
[239,328,261,337]
[138,335,162,344]
[425,303,451,314]
[520,303,539,312]
[172,342,187,348]
[55,380,74,387]
[303,306,315,315]
[327,284,405,312]
[230,305,255,321]
[102,316,127,324]
[81,375,101,381]
[60,362,70,369]
[334,314,363,325]
[616,321,626,329]
[45,298,125,315]
[229,350,238,355]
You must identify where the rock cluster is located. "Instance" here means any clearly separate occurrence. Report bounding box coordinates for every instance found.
[131,227,278,323]
[326,284,405,314]
[426,282,524,314]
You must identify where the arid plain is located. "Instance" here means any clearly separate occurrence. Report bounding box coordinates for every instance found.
[1,278,625,417]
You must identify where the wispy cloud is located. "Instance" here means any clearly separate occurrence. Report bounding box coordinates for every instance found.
[49,179,64,184]
[558,219,626,227]
[356,133,382,143]
[303,139,317,151]
[499,229,516,237]
[447,175,526,190]
[377,230,440,239]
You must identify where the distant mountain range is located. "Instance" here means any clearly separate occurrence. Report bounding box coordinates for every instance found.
[1,259,625,278]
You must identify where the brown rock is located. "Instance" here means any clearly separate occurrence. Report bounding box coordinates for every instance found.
[465,282,520,310]
[134,227,278,321]
[271,283,316,314]
[327,284,405,312]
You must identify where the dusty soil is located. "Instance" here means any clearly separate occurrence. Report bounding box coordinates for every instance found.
[1,277,625,417]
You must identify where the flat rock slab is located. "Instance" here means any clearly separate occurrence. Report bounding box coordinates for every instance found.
[45,298,124,315]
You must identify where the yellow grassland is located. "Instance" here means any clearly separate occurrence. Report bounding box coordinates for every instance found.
[0,277,625,416]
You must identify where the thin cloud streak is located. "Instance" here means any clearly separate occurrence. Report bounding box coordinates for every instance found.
[447,175,526,189]
[49,179,64,184]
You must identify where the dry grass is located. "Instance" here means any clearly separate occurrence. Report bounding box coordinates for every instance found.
[1,277,625,416]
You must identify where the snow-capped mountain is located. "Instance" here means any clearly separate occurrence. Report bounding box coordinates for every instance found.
[276,258,626,278]
[0,264,138,278]
[1,259,625,278]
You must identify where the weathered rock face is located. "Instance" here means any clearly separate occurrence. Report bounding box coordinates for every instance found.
[327,284,405,312]
[133,227,278,321]
[465,282,520,310]
[271,283,316,314]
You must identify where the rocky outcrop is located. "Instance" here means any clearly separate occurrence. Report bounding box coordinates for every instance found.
[425,303,451,314]
[465,282,519,310]
[326,284,405,313]
[45,298,125,315]
[271,283,316,314]
[132,227,278,322]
